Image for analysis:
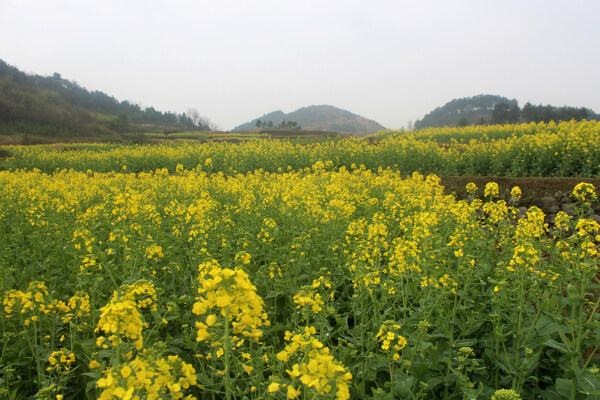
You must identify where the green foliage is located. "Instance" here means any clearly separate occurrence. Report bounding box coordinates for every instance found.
[1,166,599,398]
[416,95,598,129]
[2,120,599,178]
[415,95,512,129]
[0,59,210,137]
[235,105,384,136]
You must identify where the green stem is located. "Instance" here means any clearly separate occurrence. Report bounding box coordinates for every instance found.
[444,323,454,400]
[104,263,120,291]
[582,342,600,371]
[224,306,232,400]
[586,295,600,324]
[402,276,409,320]
[273,295,277,327]
[33,317,43,384]
[513,268,526,390]
[361,298,366,397]
[390,361,395,398]
[70,323,74,353]
[494,321,500,388]
[571,284,586,400]
[115,320,121,365]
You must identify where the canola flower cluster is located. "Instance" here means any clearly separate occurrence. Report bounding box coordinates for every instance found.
[47,348,76,373]
[2,120,600,177]
[55,292,91,323]
[0,158,599,399]
[376,322,407,360]
[274,326,352,400]
[193,259,269,347]
[96,293,145,351]
[95,354,197,400]
[572,182,598,205]
[96,281,156,351]
[292,276,333,316]
[3,281,49,325]
[92,281,197,400]
[3,281,91,327]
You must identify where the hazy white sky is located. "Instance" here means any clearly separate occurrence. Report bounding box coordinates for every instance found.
[1,0,599,130]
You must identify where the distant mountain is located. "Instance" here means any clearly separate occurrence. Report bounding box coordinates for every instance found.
[415,94,599,129]
[415,94,513,129]
[0,59,211,137]
[234,105,385,136]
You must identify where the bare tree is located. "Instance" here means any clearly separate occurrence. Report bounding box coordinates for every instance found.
[198,115,216,131]
[186,108,201,125]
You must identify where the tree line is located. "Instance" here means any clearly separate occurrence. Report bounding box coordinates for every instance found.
[0,59,212,136]
[456,101,597,127]
[415,95,598,129]
[484,101,594,125]
[255,119,301,130]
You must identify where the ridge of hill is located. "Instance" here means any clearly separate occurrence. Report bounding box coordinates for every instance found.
[234,105,385,136]
[415,94,599,129]
[414,95,513,129]
[0,59,210,137]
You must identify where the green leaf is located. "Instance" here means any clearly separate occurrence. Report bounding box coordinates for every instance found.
[544,339,570,354]
[566,284,583,304]
[98,349,113,360]
[536,314,559,336]
[454,338,477,348]
[578,372,600,398]
[539,388,562,400]
[184,333,195,348]
[556,378,573,399]
[82,372,101,380]
[415,340,433,353]
[424,378,444,390]
[263,290,283,299]
[85,380,98,393]
[392,376,414,397]
[483,348,511,374]
[520,354,540,376]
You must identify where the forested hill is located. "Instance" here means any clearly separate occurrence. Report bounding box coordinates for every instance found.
[0,59,210,137]
[415,94,598,129]
[414,95,510,129]
[234,105,385,136]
